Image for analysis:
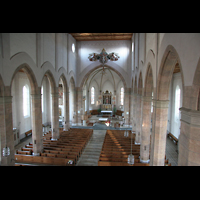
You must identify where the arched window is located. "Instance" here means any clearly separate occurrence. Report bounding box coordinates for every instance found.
[120,87,124,105]
[72,43,75,53]
[41,86,44,112]
[175,85,181,122]
[23,85,30,117]
[91,87,95,104]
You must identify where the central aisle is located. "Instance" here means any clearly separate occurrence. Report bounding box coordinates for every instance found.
[76,130,106,166]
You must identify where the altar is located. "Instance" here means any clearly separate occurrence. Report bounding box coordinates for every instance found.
[101,110,112,116]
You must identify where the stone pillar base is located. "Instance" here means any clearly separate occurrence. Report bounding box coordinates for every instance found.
[51,138,58,141]
[140,159,150,163]
[33,153,40,156]
[135,141,140,145]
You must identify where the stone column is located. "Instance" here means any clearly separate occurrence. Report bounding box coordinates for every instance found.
[75,87,82,126]
[86,89,89,114]
[130,88,133,130]
[31,94,43,155]
[132,92,137,132]
[0,96,15,166]
[150,100,169,166]
[51,92,59,140]
[178,107,200,166]
[124,88,131,126]
[140,96,152,163]
[135,94,142,144]
[63,91,70,131]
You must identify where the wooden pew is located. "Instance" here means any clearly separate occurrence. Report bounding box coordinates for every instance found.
[98,161,149,166]
[25,130,32,137]
[98,130,148,166]
[15,128,93,166]
[16,150,32,155]
[15,154,75,166]
[167,132,178,145]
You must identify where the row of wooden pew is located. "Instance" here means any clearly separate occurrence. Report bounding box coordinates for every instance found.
[98,130,149,166]
[98,130,171,166]
[15,128,93,166]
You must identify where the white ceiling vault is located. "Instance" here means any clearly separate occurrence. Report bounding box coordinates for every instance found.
[83,66,124,93]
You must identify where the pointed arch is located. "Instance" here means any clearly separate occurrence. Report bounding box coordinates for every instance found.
[59,73,68,93]
[144,64,154,97]
[138,71,143,95]
[0,74,4,97]
[134,75,137,94]
[41,70,57,94]
[192,57,200,110]
[80,64,127,91]
[157,45,184,100]
[10,63,39,95]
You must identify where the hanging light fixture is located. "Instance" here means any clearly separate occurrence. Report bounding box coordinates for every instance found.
[124,129,129,137]
[88,48,120,70]
[127,131,134,165]
[3,146,10,157]
[124,119,129,137]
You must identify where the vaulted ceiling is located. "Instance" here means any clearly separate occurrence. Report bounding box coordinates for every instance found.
[69,33,133,41]
[84,67,123,92]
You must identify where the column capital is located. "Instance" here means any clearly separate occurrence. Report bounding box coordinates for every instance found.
[152,99,169,108]
[51,93,59,98]
[0,96,12,104]
[180,107,200,127]
[141,96,152,102]
[31,94,42,99]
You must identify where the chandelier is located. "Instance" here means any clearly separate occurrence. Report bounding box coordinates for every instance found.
[88,48,120,69]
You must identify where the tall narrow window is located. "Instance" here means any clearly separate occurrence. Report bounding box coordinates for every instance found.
[41,86,44,112]
[120,87,124,105]
[72,43,75,53]
[175,85,181,122]
[23,85,30,117]
[91,87,95,104]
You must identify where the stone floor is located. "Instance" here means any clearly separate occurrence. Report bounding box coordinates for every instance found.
[15,135,33,152]
[165,136,178,166]
[76,130,106,166]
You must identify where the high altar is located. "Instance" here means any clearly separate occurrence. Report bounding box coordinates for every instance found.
[99,90,116,112]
